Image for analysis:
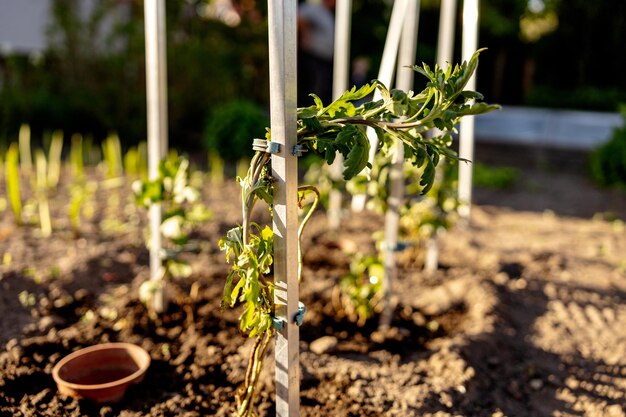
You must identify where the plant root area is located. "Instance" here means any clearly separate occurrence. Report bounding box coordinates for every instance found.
[1,159,626,417]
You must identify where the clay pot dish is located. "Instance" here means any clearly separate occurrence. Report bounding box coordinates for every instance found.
[52,342,151,403]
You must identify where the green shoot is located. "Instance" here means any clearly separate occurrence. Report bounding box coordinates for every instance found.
[69,134,87,236]
[337,254,384,326]
[133,157,213,312]
[123,146,141,178]
[137,141,149,179]
[5,143,23,226]
[236,157,250,180]
[70,133,85,181]
[34,149,52,237]
[47,130,64,189]
[208,150,225,186]
[101,133,123,179]
[18,124,32,177]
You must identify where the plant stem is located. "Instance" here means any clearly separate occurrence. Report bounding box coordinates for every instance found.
[237,330,272,417]
[297,186,320,281]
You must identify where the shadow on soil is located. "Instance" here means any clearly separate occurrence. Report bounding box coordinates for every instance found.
[416,271,626,417]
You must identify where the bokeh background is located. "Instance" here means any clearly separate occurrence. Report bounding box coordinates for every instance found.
[0,0,625,161]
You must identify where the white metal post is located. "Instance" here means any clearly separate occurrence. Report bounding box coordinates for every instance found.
[458,0,479,219]
[352,0,410,211]
[380,0,420,330]
[437,0,457,68]
[144,0,169,312]
[328,0,352,230]
[268,1,299,416]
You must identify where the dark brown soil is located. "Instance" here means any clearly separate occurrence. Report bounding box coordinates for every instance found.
[1,149,625,417]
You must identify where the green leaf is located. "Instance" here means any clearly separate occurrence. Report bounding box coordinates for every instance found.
[222,270,237,309]
[298,105,318,119]
[457,102,502,116]
[219,226,244,261]
[167,259,193,279]
[342,128,370,180]
[300,116,324,133]
[312,94,325,112]
[412,62,435,81]
[5,143,22,225]
[386,89,409,116]
[420,156,436,194]
[461,90,484,101]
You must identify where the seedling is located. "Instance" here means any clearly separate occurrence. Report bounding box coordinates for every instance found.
[133,156,213,314]
[68,133,97,237]
[335,254,384,326]
[123,142,148,179]
[101,133,124,180]
[47,130,64,189]
[18,124,32,177]
[5,142,23,226]
[208,150,225,186]
[220,50,498,416]
[34,149,52,237]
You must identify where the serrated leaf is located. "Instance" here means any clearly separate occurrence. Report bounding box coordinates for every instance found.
[339,82,377,102]
[342,128,370,180]
[412,62,435,81]
[457,102,502,116]
[461,90,484,100]
[386,89,409,116]
[300,116,324,133]
[312,94,324,111]
[221,270,236,309]
[298,105,318,119]
[167,259,193,279]
[420,157,436,194]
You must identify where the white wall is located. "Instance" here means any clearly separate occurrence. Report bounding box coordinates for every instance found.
[0,0,51,54]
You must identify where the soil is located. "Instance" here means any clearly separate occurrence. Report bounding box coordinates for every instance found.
[1,145,625,417]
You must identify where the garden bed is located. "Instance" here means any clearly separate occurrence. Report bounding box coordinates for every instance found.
[1,156,625,417]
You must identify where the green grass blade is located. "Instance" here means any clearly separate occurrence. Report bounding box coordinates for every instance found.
[18,124,32,176]
[47,130,64,189]
[209,150,224,186]
[70,134,85,181]
[35,149,52,237]
[5,143,23,225]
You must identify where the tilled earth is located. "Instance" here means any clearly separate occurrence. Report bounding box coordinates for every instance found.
[1,157,625,417]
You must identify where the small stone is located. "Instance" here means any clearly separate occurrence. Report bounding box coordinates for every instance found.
[529,378,543,390]
[38,316,54,332]
[309,336,338,355]
[605,404,623,417]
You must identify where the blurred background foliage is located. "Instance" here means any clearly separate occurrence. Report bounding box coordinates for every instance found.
[0,0,625,159]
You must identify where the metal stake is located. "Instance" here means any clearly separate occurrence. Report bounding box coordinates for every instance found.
[380,0,420,330]
[352,0,410,212]
[328,0,352,231]
[144,0,169,312]
[458,0,479,220]
[437,0,457,68]
[268,1,299,416]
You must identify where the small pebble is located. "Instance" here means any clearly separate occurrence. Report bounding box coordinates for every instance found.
[309,336,338,355]
[529,378,543,390]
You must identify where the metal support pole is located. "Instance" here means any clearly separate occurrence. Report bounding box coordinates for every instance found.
[268,1,299,416]
[437,0,457,68]
[144,0,169,312]
[458,0,479,220]
[352,0,409,211]
[332,0,352,101]
[328,0,352,230]
[380,0,420,330]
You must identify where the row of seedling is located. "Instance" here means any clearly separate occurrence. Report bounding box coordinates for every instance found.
[1,124,144,237]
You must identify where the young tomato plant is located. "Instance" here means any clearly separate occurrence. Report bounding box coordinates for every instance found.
[220,50,499,416]
[334,254,385,326]
[133,156,213,313]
